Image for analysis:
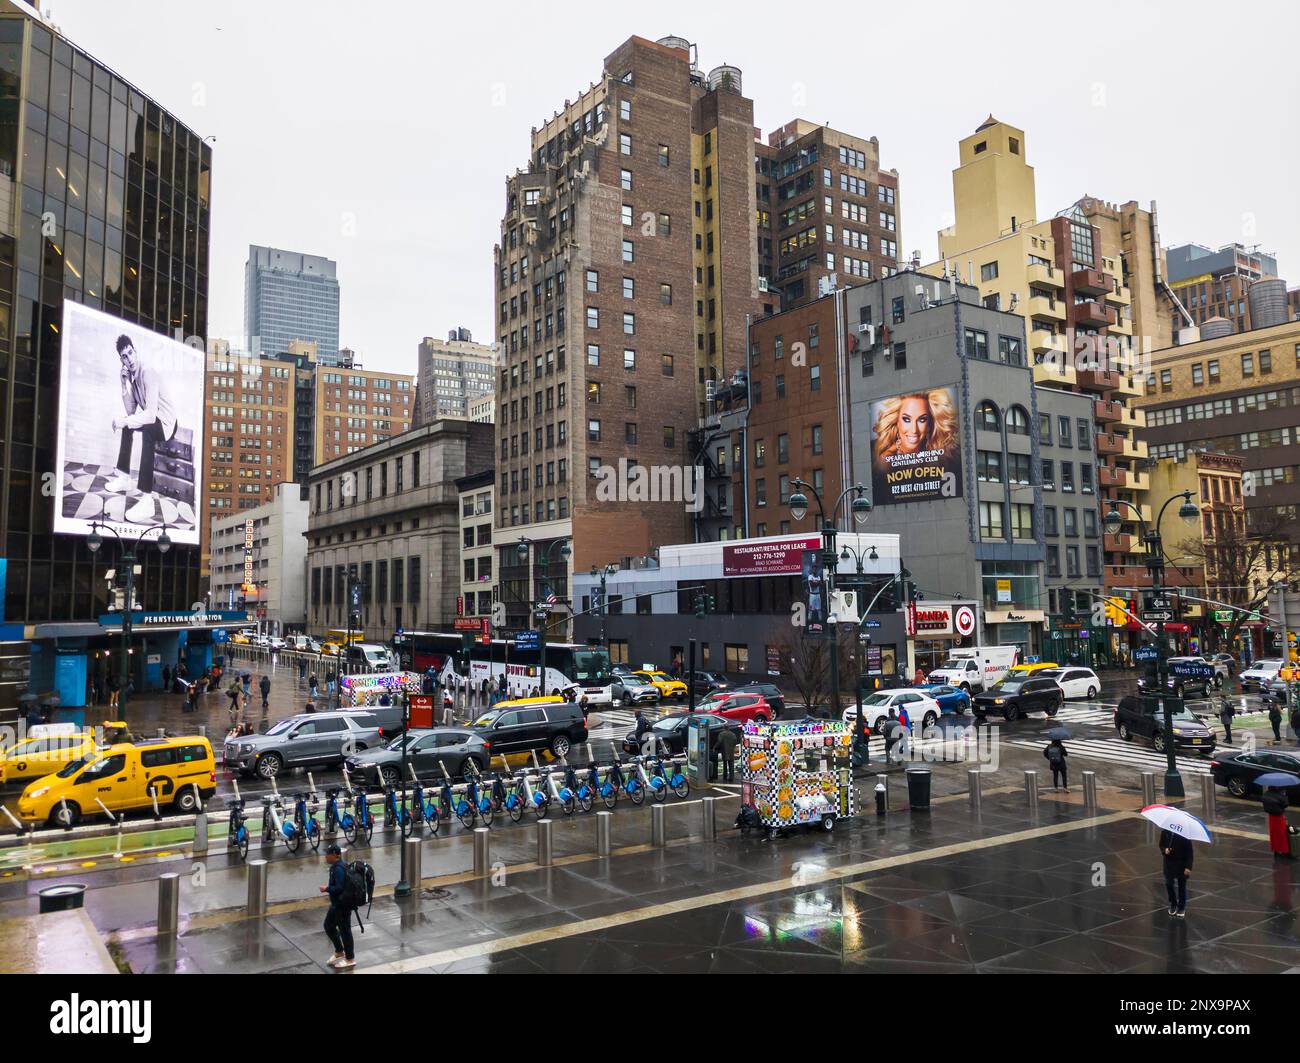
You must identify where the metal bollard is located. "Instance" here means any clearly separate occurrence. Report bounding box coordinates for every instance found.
[536,819,553,867]
[156,727,166,738]
[1082,771,1098,812]
[247,859,268,917]
[157,872,180,936]
[596,811,613,855]
[473,827,490,877]
[968,769,982,814]
[403,837,422,889]
[651,803,666,848]
[1024,770,1039,812]
[197,724,206,738]
[702,796,717,841]
[1141,771,1156,807]
[876,773,889,811]
[192,811,208,855]
[1200,776,1216,823]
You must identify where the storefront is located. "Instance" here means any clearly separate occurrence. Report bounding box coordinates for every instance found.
[907,601,981,675]
[983,609,1046,662]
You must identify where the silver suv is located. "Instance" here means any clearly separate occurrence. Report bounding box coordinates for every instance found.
[224,711,383,779]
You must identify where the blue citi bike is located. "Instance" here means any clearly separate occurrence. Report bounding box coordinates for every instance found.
[281,791,322,853]
[382,782,414,838]
[228,797,249,859]
[342,786,374,845]
[648,752,690,802]
[409,778,441,835]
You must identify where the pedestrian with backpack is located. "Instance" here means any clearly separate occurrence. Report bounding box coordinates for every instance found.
[1044,738,1069,791]
[320,843,356,969]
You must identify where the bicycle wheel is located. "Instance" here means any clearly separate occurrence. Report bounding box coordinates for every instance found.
[629,784,645,806]
[480,804,494,828]
[561,795,576,816]
[507,799,524,823]
[579,792,594,813]
[308,821,321,852]
[236,828,249,860]
[671,776,691,800]
[602,787,618,810]
[652,780,668,803]
[285,828,301,854]
[361,815,373,844]
[342,816,357,844]
[457,805,476,829]
[535,797,550,819]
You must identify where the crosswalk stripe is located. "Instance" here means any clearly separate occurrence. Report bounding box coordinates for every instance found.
[1007,736,1213,775]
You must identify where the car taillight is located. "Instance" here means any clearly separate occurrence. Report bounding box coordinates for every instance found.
[482,740,492,749]
[209,771,216,783]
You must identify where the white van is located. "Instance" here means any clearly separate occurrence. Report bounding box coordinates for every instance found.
[345,642,395,672]
[926,646,1020,692]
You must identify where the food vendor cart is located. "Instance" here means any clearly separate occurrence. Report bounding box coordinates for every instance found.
[739,717,855,838]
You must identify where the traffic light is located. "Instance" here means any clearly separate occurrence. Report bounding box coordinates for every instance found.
[693,593,717,619]
[1061,594,1076,624]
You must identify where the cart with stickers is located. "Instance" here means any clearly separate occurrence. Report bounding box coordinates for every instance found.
[739,717,855,838]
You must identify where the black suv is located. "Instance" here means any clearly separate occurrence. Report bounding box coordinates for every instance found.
[1114,695,1215,756]
[726,682,786,716]
[1136,665,1214,700]
[687,670,732,697]
[468,699,588,758]
[972,676,1063,721]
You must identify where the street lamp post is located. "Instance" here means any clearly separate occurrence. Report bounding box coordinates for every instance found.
[394,691,412,898]
[516,537,572,693]
[787,479,871,718]
[590,563,619,650]
[87,521,173,696]
[1104,490,1201,799]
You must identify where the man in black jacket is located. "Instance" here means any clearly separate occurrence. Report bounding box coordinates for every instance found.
[1218,699,1235,745]
[1159,829,1194,918]
[259,673,272,712]
[319,844,355,969]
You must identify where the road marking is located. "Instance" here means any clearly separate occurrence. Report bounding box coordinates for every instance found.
[1007,736,1213,775]
[361,809,1135,974]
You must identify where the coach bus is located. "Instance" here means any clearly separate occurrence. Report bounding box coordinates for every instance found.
[392,630,613,699]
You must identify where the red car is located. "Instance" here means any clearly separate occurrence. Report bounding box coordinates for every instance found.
[696,691,775,724]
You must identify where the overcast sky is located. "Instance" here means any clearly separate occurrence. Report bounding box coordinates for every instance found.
[53,0,1300,375]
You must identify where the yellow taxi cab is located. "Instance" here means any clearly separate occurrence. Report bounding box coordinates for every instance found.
[230,631,251,645]
[17,736,216,828]
[632,670,688,700]
[0,730,98,787]
[1007,661,1060,678]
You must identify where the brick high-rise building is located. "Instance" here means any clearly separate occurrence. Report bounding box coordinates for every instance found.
[493,34,768,628]
[755,120,902,310]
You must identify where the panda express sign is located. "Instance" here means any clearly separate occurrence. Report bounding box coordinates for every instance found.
[905,601,978,638]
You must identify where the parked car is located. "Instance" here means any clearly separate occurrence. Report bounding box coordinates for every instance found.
[622,711,740,756]
[1006,661,1061,679]
[267,636,286,651]
[914,683,973,715]
[1260,672,1292,704]
[716,682,787,717]
[0,730,98,787]
[1114,695,1215,756]
[840,689,942,733]
[469,697,588,758]
[1037,667,1102,701]
[687,670,732,697]
[321,703,406,736]
[1211,748,1300,800]
[695,691,775,724]
[344,728,491,787]
[224,711,384,778]
[972,676,1063,721]
[1240,659,1284,691]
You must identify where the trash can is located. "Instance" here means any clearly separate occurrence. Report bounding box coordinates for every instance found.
[38,884,87,913]
[905,768,932,811]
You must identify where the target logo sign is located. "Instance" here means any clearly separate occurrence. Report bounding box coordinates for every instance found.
[954,605,976,638]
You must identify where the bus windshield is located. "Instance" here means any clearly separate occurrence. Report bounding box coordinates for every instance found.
[572,648,612,683]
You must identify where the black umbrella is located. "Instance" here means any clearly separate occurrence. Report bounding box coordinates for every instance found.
[1046,727,1071,741]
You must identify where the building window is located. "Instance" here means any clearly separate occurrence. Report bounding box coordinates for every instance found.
[1010,503,1033,540]
[663,426,675,449]
[1242,352,1254,376]
[964,328,989,360]
[755,478,766,507]
[661,354,674,376]
[975,401,1000,431]
[1192,363,1203,386]
[998,336,1024,367]
[1041,459,1055,490]
[725,644,749,673]
[1207,359,1220,384]
[622,240,634,263]
[623,349,636,371]
[660,283,672,306]
[588,419,601,442]
[619,133,632,155]
[810,365,821,391]
[621,169,633,191]
[1044,506,1058,536]
[1260,349,1272,375]
[586,344,600,366]
[1006,406,1029,435]
[979,501,1004,539]
[977,450,1003,482]
[980,261,999,282]
[621,204,633,226]
[657,144,670,166]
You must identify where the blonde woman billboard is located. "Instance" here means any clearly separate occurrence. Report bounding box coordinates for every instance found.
[869,387,962,505]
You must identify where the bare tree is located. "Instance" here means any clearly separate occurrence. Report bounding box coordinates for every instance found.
[789,635,830,713]
[1176,509,1299,651]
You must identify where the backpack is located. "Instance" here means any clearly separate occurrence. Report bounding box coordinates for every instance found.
[341,860,375,931]
[1046,744,1064,765]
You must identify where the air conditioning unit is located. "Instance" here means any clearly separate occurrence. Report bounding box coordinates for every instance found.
[856,323,875,346]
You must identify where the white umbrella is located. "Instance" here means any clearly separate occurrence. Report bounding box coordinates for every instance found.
[1140,804,1213,845]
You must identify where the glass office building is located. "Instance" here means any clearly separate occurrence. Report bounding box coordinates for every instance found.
[0,4,212,708]
[243,244,340,364]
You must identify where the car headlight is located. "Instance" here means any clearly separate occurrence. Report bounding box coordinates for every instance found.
[239,743,254,754]
[994,699,1005,705]
[28,786,50,800]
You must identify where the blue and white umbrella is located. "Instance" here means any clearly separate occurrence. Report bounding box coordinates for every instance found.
[1254,772,1300,789]
[1140,803,1213,845]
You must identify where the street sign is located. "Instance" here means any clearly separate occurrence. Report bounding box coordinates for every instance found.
[1143,610,1174,623]
[1143,593,1172,611]
[1170,661,1215,678]
[514,630,540,650]
[861,619,881,629]
[1133,646,1158,662]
